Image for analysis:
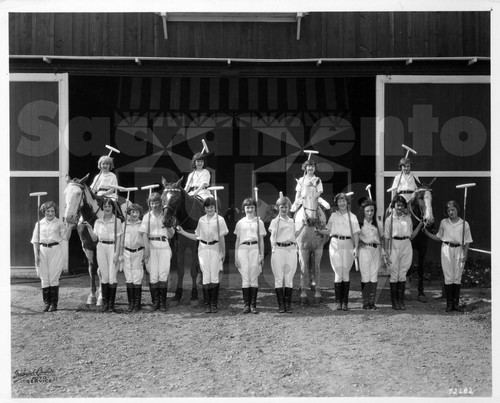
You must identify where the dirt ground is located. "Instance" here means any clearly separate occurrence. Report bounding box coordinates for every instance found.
[9,261,492,399]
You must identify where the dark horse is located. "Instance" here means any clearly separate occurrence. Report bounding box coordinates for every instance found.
[63,174,125,306]
[160,177,205,306]
[406,179,436,302]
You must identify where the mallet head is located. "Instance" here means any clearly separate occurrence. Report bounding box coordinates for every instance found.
[201,139,209,154]
[30,192,48,197]
[365,184,372,199]
[105,145,120,156]
[402,144,417,158]
[304,150,319,160]
[456,183,476,189]
[207,186,224,191]
[141,184,159,195]
[345,191,354,197]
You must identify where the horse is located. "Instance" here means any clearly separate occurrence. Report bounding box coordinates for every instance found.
[63,174,125,307]
[160,177,205,306]
[406,179,436,302]
[294,181,330,305]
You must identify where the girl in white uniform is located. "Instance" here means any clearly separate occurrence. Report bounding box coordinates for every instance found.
[319,193,359,311]
[121,203,145,312]
[234,198,267,314]
[85,198,123,312]
[423,200,472,312]
[139,192,175,311]
[31,201,72,312]
[184,152,212,200]
[269,195,305,313]
[90,155,118,200]
[357,199,386,310]
[291,159,330,212]
[177,197,229,313]
[384,195,424,310]
[390,157,421,203]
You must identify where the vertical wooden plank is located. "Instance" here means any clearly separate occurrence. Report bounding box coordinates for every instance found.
[324,78,337,111]
[53,13,73,56]
[88,13,104,56]
[139,13,154,57]
[305,78,316,111]
[170,77,181,110]
[248,78,259,111]
[228,78,239,111]
[150,77,162,110]
[209,78,220,111]
[123,13,139,56]
[107,13,124,56]
[129,77,142,110]
[267,78,278,111]
[189,77,200,111]
[286,78,297,111]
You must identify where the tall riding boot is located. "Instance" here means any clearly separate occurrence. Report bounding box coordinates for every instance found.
[334,282,343,310]
[275,288,285,313]
[42,287,51,312]
[126,283,134,312]
[361,282,370,309]
[48,286,59,312]
[452,284,464,312]
[284,287,293,313]
[203,285,211,313]
[242,288,251,314]
[390,282,400,310]
[250,287,259,314]
[101,283,109,312]
[211,283,219,313]
[398,281,406,310]
[108,283,117,312]
[149,283,160,311]
[133,284,142,312]
[445,284,454,312]
[370,282,378,310]
[159,281,168,311]
[342,281,350,311]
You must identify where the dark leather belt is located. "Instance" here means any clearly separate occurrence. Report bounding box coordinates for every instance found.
[100,240,115,244]
[361,242,379,248]
[200,240,219,245]
[40,242,59,248]
[332,234,351,240]
[444,241,461,247]
[398,190,414,194]
[98,188,109,192]
[276,242,295,247]
[393,236,409,240]
[241,241,258,245]
[149,236,167,242]
[125,246,144,253]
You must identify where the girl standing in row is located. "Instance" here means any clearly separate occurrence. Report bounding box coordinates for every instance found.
[269,195,305,313]
[31,201,73,312]
[234,198,267,314]
[384,195,424,310]
[423,201,472,312]
[85,198,123,312]
[177,197,229,313]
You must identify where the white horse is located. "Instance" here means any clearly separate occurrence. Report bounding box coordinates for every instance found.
[294,181,330,304]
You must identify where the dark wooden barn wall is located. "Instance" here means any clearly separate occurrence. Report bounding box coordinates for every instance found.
[9,12,490,59]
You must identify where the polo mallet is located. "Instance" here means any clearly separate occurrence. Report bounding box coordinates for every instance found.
[201,139,210,154]
[141,184,160,241]
[254,187,262,267]
[345,191,359,272]
[469,247,491,255]
[207,186,225,258]
[30,191,47,269]
[111,185,138,271]
[366,184,372,200]
[456,183,476,269]
[386,185,398,255]
[273,191,284,253]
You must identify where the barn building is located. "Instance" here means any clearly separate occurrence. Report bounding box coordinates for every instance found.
[9,10,490,274]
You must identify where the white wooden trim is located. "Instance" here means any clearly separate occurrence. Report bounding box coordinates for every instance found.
[9,73,66,82]
[384,171,490,177]
[10,171,60,177]
[378,75,490,84]
[375,76,386,218]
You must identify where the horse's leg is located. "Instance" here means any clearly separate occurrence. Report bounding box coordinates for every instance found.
[84,248,99,306]
[313,248,323,303]
[170,237,184,306]
[190,241,200,307]
[417,235,428,302]
[298,249,308,305]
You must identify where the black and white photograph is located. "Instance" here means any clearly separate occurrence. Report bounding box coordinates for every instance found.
[2,0,497,401]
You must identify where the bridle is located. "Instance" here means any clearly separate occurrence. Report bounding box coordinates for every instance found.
[65,182,99,223]
[161,187,197,228]
[408,188,431,225]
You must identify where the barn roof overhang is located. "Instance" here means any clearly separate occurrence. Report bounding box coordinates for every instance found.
[9,55,490,77]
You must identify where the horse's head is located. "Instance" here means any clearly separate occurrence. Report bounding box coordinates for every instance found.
[410,178,436,226]
[297,179,322,227]
[161,177,183,228]
[63,173,90,225]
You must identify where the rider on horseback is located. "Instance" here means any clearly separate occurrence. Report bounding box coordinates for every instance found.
[291,159,330,213]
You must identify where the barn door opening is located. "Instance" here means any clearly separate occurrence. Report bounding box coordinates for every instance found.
[10,73,69,273]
